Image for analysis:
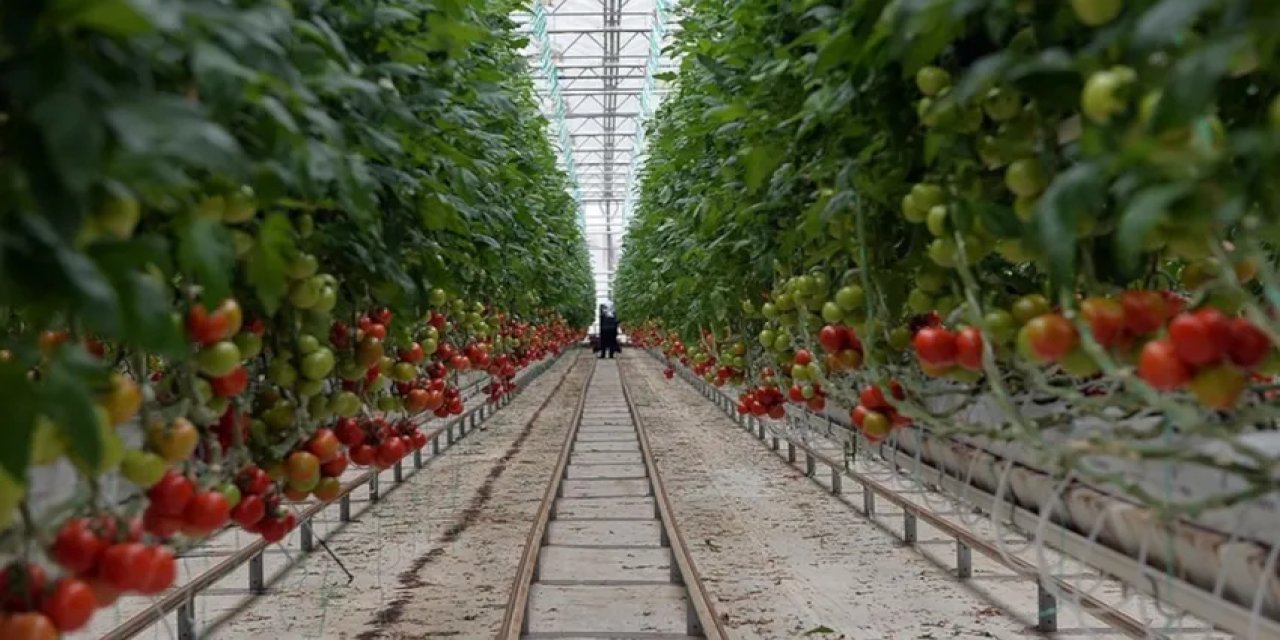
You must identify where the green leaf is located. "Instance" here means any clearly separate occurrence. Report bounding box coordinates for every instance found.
[0,363,39,479]
[1133,0,1218,50]
[246,213,295,315]
[42,357,104,473]
[1115,184,1190,273]
[105,96,244,175]
[178,217,235,305]
[58,0,156,36]
[1034,164,1106,289]
[743,145,783,193]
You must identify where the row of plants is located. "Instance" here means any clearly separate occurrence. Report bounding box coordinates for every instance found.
[0,0,591,636]
[617,0,1280,525]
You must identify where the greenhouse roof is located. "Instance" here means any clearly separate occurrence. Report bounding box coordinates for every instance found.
[516,0,677,314]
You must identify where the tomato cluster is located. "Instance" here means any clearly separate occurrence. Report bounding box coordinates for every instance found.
[1139,307,1274,409]
[0,515,177,635]
[851,382,912,443]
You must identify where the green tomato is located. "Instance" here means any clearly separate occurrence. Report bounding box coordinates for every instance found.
[288,277,322,309]
[377,396,401,412]
[926,205,949,237]
[94,192,142,240]
[308,394,331,420]
[296,213,315,238]
[121,449,167,488]
[889,326,912,351]
[287,253,320,280]
[761,302,780,319]
[268,359,299,387]
[1269,95,1280,130]
[907,289,934,314]
[313,285,338,314]
[983,87,1021,122]
[758,329,776,347]
[1005,158,1047,197]
[1070,0,1123,27]
[791,364,810,381]
[196,195,226,220]
[915,66,951,96]
[219,482,243,509]
[901,193,927,223]
[429,288,448,307]
[835,285,864,311]
[911,183,946,210]
[995,238,1034,263]
[422,338,439,355]
[1081,69,1128,124]
[198,341,242,377]
[297,334,321,355]
[935,295,959,317]
[296,378,325,397]
[928,238,958,268]
[775,292,795,311]
[773,333,791,352]
[392,361,417,382]
[916,270,946,294]
[234,332,263,359]
[983,310,1016,344]
[1060,348,1100,377]
[821,301,844,324]
[1011,294,1050,325]
[1014,195,1037,222]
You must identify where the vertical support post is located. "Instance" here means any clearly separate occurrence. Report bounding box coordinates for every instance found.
[394,460,403,482]
[177,594,196,640]
[370,473,380,503]
[772,436,779,451]
[414,448,422,469]
[340,493,351,522]
[432,436,441,455]
[757,420,765,440]
[956,541,973,579]
[862,483,875,515]
[804,452,815,477]
[300,521,314,552]
[830,467,842,495]
[1037,582,1057,632]
[904,512,917,544]
[248,552,265,594]
[787,442,797,463]
[447,424,455,444]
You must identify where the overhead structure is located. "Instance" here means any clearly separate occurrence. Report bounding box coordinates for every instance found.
[516,0,677,319]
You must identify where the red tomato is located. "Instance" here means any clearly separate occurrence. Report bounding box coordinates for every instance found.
[366,323,387,340]
[231,494,266,528]
[306,429,340,463]
[766,404,786,420]
[0,562,47,611]
[349,444,377,466]
[850,405,868,427]
[817,326,848,353]
[399,342,425,364]
[236,465,272,496]
[794,349,813,366]
[408,429,428,450]
[183,491,231,534]
[86,578,121,607]
[210,366,249,397]
[0,612,58,640]
[1120,290,1168,336]
[955,326,984,370]
[147,471,195,517]
[51,518,104,575]
[1081,297,1125,347]
[334,418,365,447]
[98,543,148,591]
[320,452,349,477]
[913,327,957,366]
[137,546,176,595]
[286,451,321,484]
[376,437,407,468]
[1228,318,1271,369]
[1169,308,1231,367]
[806,395,826,412]
[142,506,183,539]
[1025,313,1077,362]
[259,517,288,543]
[1138,339,1191,390]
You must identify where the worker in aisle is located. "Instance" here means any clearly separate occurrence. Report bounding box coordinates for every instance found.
[598,303,619,359]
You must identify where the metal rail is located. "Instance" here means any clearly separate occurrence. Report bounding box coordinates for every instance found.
[500,358,726,639]
[499,358,594,638]
[619,358,728,640]
[653,351,1185,639]
[100,352,571,640]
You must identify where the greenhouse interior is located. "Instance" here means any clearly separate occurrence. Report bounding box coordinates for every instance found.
[1,0,1280,638]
